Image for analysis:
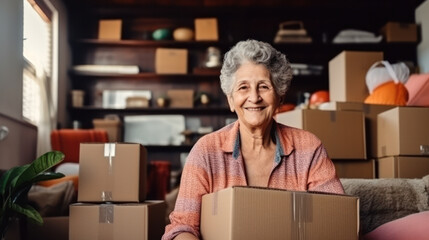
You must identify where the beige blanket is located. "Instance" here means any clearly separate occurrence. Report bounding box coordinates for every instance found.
[341,175,429,234]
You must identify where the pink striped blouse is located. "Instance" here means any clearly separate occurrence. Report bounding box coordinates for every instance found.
[162,121,344,240]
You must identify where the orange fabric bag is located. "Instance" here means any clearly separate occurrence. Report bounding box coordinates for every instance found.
[364,81,409,105]
[364,61,409,105]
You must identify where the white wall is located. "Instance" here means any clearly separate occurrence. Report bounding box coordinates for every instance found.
[0,0,69,168]
[0,113,37,169]
[416,0,429,73]
[0,0,70,126]
[0,0,24,120]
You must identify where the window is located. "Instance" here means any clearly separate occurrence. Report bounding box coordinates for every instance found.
[22,0,57,155]
[22,0,52,122]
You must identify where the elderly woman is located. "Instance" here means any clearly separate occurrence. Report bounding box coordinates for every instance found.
[162,39,344,240]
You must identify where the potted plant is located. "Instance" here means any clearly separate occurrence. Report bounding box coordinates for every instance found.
[0,151,65,239]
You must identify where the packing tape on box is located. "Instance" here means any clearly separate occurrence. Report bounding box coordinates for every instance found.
[99,204,114,240]
[99,204,114,223]
[381,146,387,157]
[363,104,370,114]
[291,192,312,239]
[420,145,429,155]
[330,111,336,122]
[211,191,218,216]
[101,143,116,201]
[104,143,116,174]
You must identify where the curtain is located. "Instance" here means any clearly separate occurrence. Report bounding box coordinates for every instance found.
[23,0,57,156]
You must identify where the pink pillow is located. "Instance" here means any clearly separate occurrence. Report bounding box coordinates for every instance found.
[363,211,429,240]
[406,73,429,106]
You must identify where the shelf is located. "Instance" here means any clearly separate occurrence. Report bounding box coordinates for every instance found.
[75,39,417,50]
[274,42,418,55]
[290,74,328,85]
[70,106,233,115]
[70,72,220,80]
[63,0,423,168]
[74,39,230,48]
[145,145,193,151]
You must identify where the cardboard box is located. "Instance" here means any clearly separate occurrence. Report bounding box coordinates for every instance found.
[377,107,429,157]
[329,51,384,102]
[126,96,150,108]
[27,216,69,240]
[276,109,366,159]
[201,186,359,240]
[69,201,166,240]
[78,143,147,202]
[98,19,122,40]
[381,22,418,42]
[167,89,194,108]
[93,118,122,142]
[194,18,219,41]
[377,156,429,178]
[321,102,395,158]
[333,159,375,179]
[155,48,188,74]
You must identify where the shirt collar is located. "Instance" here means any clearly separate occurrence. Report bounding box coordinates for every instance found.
[221,120,291,163]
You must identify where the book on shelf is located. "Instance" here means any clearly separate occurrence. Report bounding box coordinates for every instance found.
[73,65,140,74]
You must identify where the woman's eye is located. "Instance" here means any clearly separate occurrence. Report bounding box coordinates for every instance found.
[259,85,270,90]
[238,86,248,91]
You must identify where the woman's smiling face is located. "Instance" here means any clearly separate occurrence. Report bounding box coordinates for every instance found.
[227,61,281,131]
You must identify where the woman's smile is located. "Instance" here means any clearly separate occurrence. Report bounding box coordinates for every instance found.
[245,106,266,111]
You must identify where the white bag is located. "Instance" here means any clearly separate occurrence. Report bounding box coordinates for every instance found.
[365,61,410,93]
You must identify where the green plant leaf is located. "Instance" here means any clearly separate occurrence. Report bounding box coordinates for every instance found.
[11,172,65,203]
[32,172,65,183]
[12,151,64,189]
[8,172,65,204]
[11,185,31,205]
[10,202,43,225]
[0,165,29,197]
[1,151,65,238]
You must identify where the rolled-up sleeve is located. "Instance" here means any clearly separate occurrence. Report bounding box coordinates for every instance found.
[307,143,344,194]
[162,142,211,240]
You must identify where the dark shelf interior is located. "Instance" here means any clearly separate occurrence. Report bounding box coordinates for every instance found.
[63,0,423,167]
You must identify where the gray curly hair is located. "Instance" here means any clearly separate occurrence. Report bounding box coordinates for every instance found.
[220,39,293,97]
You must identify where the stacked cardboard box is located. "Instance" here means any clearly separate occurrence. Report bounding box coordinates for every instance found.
[380,22,418,43]
[276,50,393,179]
[276,107,372,178]
[69,143,166,240]
[305,50,386,179]
[201,186,360,240]
[276,108,366,159]
[311,103,429,179]
[320,102,400,178]
[376,107,429,178]
[322,102,395,159]
[328,51,383,103]
[333,159,375,179]
[93,118,122,142]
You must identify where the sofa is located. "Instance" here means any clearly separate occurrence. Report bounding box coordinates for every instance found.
[164,175,429,237]
[341,175,429,236]
[4,171,428,239]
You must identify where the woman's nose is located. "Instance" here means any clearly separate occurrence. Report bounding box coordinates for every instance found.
[248,88,261,102]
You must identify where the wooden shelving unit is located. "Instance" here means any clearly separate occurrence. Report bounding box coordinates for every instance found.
[63,0,422,168]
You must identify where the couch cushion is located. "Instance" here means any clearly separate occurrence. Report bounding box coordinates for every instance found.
[363,211,429,240]
[340,175,429,234]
